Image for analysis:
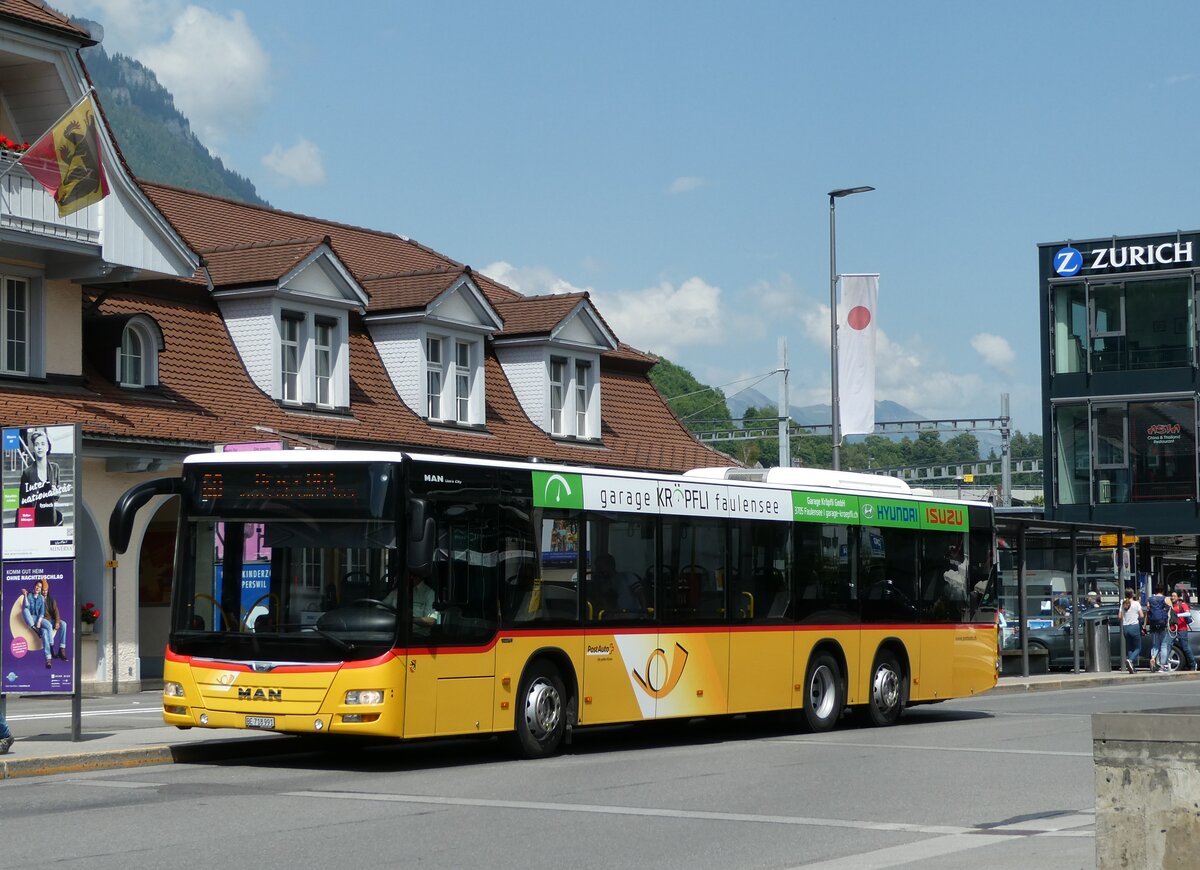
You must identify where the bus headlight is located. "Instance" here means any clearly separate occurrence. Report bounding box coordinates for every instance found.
[345,689,384,705]
[164,682,185,697]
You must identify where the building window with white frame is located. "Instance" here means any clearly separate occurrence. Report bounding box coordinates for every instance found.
[281,313,302,404]
[455,340,471,423]
[427,335,443,419]
[549,356,567,435]
[424,333,482,425]
[119,324,144,387]
[314,318,334,407]
[575,360,591,437]
[3,276,29,375]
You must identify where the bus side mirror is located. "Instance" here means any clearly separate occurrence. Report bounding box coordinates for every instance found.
[109,477,186,554]
[407,498,435,576]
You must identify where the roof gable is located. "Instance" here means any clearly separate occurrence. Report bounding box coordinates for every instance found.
[202,237,367,311]
[494,293,617,351]
[363,267,501,332]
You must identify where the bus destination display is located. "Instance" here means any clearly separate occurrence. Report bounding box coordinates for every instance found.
[192,465,387,516]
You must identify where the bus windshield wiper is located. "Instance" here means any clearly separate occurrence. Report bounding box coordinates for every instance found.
[304,626,356,653]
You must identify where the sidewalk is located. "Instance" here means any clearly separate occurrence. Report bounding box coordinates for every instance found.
[3,669,1199,780]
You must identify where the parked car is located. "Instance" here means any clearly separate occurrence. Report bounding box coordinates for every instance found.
[1002,604,1200,672]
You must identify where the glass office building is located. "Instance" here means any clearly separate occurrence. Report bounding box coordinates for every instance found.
[1039,230,1200,589]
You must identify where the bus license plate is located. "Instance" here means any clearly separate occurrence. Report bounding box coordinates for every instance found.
[245,716,275,729]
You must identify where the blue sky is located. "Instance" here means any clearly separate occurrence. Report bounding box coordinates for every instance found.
[52,1,1200,435]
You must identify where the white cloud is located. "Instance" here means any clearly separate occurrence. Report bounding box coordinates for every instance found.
[669,176,705,194]
[971,333,1016,371]
[50,0,183,55]
[137,6,270,147]
[481,261,591,296]
[261,139,326,185]
[597,277,730,359]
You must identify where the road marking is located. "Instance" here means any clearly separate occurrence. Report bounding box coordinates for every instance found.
[6,707,161,723]
[287,790,1095,866]
[285,790,973,835]
[62,779,165,789]
[790,832,1013,869]
[776,739,1092,758]
[791,811,1095,868]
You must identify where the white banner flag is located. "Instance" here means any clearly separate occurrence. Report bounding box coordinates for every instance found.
[837,273,879,437]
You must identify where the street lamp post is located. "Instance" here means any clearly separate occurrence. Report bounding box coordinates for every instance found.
[828,185,874,471]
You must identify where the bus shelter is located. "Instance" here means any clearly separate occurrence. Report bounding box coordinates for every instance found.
[996,515,1136,678]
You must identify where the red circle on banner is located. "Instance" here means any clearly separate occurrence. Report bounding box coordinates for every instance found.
[847,306,872,330]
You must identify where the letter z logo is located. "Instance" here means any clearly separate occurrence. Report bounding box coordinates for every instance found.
[1054,246,1082,277]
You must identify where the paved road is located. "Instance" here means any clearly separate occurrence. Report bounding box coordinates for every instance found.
[4,677,1198,869]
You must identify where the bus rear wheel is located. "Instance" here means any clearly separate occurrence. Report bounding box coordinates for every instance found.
[803,652,843,733]
[513,662,568,758]
[866,651,905,727]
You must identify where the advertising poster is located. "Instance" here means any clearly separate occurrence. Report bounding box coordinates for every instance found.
[212,441,281,630]
[2,560,74,694]
[2,425,78,560]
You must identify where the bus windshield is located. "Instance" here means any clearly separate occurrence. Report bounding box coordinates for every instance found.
[172,515,399,662]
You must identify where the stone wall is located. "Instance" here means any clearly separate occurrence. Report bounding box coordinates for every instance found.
[1093,709,1200,868]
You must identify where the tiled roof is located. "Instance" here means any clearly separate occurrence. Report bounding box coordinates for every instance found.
[116,182,734,472]
[494,293,589,338]
[362,268,465,313]
[141,183,522,304]
[200,237,331,289]
[0,282,732,473]
[0,1,95,43]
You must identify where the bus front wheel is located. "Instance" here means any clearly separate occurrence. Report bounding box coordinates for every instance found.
[513,662,568,758]
[866,651,905,727]
[803,652,843,733]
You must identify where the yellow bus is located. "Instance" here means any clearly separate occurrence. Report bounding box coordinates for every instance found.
[110,451,999,757]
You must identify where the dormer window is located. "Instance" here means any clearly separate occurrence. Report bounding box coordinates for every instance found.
[493,292,616,442]
[277,309,344,408]
[116,315,163,388]
[206,238,365,413]
[425,332,482,425]
[548,352,597,439]
[85,312,164,388]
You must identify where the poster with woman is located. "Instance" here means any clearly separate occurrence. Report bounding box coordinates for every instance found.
[2,425,78,559]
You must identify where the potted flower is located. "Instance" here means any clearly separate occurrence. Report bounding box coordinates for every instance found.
[0,133,29,156]
[81,602,100,633]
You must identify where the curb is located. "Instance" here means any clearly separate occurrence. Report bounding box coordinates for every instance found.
[992,670,1200,696]
[0,734,298,781]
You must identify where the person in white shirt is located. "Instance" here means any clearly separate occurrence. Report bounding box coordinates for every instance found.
[1120,587,1144,673]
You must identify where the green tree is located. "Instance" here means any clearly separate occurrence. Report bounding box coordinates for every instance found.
[647,357,734,438]
[740,405,781,467]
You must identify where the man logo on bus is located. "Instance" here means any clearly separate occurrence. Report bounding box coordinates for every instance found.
[631,642,689,699]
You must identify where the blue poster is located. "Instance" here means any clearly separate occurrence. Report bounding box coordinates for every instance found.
[212,563,272,630]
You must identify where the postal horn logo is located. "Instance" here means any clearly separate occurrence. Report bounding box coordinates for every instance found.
[631,642,689,699]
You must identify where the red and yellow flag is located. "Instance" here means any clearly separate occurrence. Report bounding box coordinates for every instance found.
[19,93,109,217]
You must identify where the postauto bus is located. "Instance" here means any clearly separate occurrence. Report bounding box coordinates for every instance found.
[109,450,999,758]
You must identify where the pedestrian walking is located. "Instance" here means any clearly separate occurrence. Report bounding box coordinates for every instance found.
[1120,587,1144,673]
[0,706,12,754]
[1146,585,1173,672]
[1170,591,1197,671]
